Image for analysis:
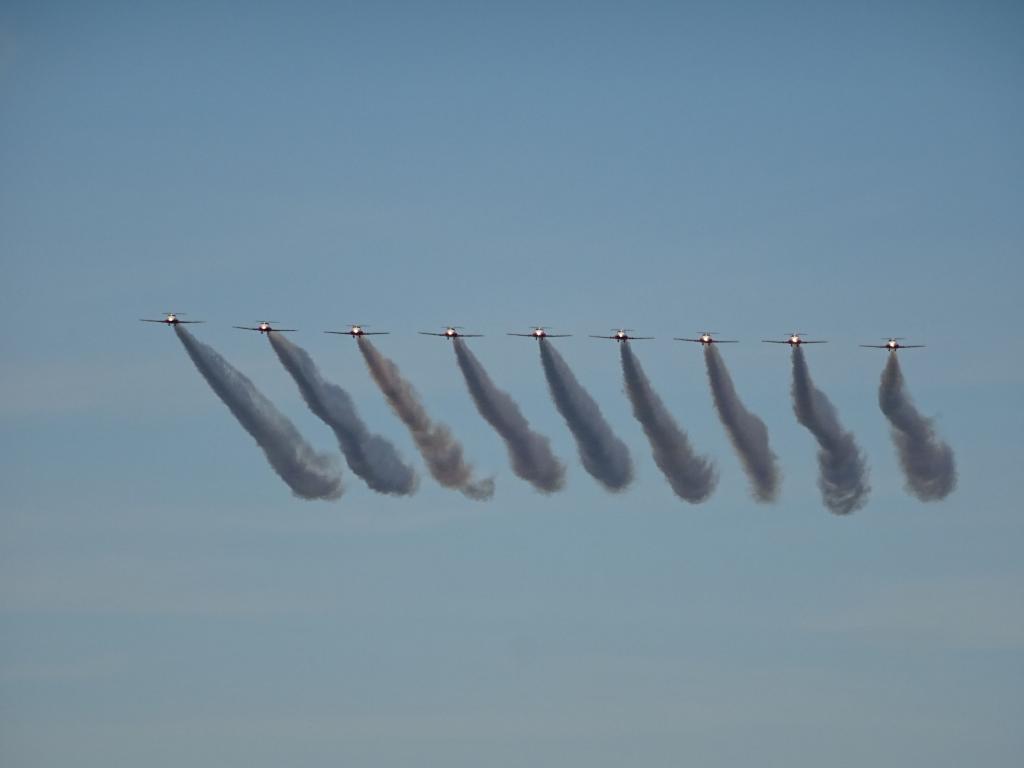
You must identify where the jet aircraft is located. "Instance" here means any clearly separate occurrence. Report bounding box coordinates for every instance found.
[590,329,654,341]
[419,326,483,339]
[325,324,389,337]
[675,331,738,346]
[233,321,296,334]
[860,338,925,351]
[762,333,827,346]
[140,312,203,326]
[508,326,571,339]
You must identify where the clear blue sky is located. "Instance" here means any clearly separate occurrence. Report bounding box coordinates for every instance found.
[2,1,1022,765]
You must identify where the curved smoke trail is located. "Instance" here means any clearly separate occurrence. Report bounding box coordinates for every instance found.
[703,345,780,502]
[175,327,343,500]
[538,338,633,492]
[268,333,418,496]
[791,346,869,515]
[453,338,566,493]
[879,354,957,501]
[357,338,494,500]
[620,343,716,502]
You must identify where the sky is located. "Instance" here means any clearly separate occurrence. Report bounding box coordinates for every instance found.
[1,1,1022,765]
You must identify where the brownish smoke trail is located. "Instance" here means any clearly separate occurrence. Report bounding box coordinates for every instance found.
[358,338,494,500]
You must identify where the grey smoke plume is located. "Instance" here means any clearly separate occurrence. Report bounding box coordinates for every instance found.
[620,342,716,502]
[703,345,780,502]
[452,338,566,493]
[791,346,869,514]
[879,354,957,500]
[268,333,418,496]
[357,338,494,500]
[175,326,343,500]
[538,338,633,491]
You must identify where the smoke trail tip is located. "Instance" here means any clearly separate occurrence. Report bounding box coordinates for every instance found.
[461,477,496,500]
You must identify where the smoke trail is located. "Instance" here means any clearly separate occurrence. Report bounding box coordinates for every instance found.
[452,338,566,493]
[620,343,716,502]
[703,345,780,502]
[878,354,956,500]
[268,333,418,496]
[538,339,633,491]
[357,338,494,500]
[174,327,343,500]
[790,346,869,514]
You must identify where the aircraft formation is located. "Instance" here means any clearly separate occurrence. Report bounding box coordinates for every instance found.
[145,312,953,513]
[140,316,924,350]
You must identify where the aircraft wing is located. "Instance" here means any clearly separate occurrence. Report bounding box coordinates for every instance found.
[419,332,447,336]
[177,320,204,324]
[271,328,297,332]
[589,335,618,339]
[675,337,703,342]
[801,340,828,344]
[459,334,484,337]
[233,326,261,331]
[544,334,572,337]
[861,344,925,349]
[762,340,790,344]
[324,331,349,335]
[629,336,654,340]
[140,319,166,323]
[362,332,390,335]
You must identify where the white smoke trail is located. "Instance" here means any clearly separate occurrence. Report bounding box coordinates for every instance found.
[453,338,566,493]
[879,353,957,501]
[538,339,633,492]
[620,342,716,502]
[269,333,418,496]
[791,346,869,515]
[703,345,780,502]
[175,327,343,500]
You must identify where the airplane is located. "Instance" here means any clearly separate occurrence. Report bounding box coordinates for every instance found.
[860,337,925,351]
[675,331,738,346]
[419,326,483,339]
[324,324,389,337]
[139,312,203,326]
[507,326,572,339]
[590,329,654,341]
[233,321,297,334]
[762,333,827,346]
